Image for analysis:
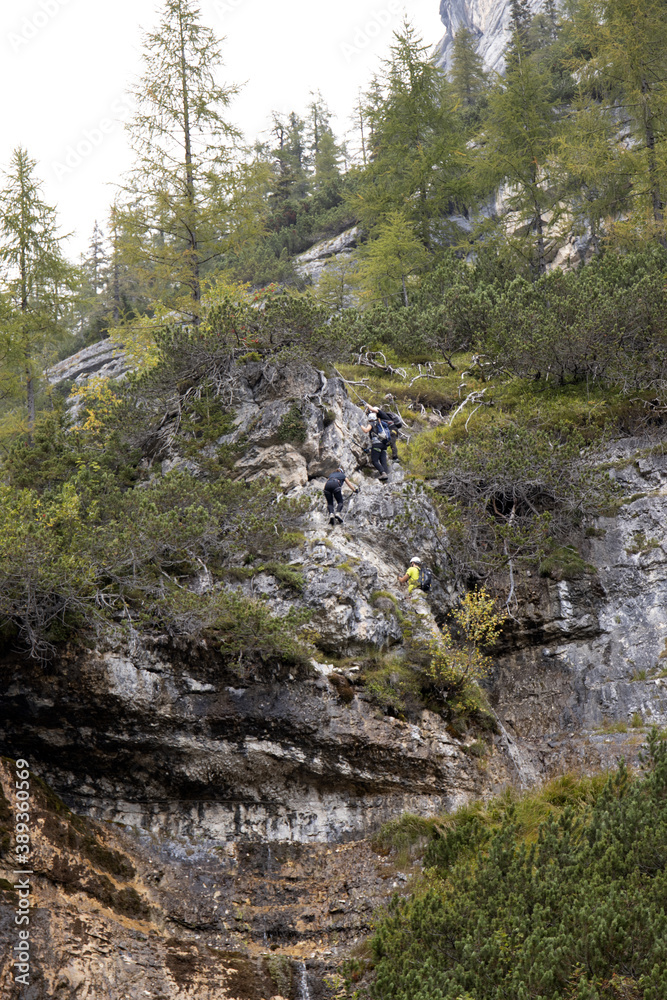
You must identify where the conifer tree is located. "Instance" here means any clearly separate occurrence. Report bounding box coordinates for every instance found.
[77,221,110,342]
[306,93,342,193]
[509,0,532,46]
[0,147,75,431]
[569,0,667,237]
[450,26,488,109]
[355,21,468,246]
[270,111,309,204]
[357,211,429,306]
[478,36,564,276]
[120,0,240,323]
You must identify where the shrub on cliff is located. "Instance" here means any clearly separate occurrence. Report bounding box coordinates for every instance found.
[0,461,309,660]
[371,730,667,1000]
[410,407,615,582]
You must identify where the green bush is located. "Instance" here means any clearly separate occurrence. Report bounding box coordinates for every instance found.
[410,413,615,580]
[276,403,307,444]
[371,732,667,1000]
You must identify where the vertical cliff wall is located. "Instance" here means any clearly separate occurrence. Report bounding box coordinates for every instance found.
[435,0,547,73]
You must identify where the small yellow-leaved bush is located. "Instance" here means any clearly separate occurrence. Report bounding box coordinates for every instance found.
[427,588,506,694]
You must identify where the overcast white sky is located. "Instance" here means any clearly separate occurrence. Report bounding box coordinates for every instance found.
[1,0,444,261]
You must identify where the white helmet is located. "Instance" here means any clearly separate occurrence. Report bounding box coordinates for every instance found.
[410,556,421,564]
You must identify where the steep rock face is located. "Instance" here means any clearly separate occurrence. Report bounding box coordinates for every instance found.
[6,353,667,997]
[209,362,367,487]
[0,642,515,846]
[491,442,667,766]
[435,0,547,73]
[0,758,408,999]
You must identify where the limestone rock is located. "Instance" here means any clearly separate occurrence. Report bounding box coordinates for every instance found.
[492,447,667,744]
[435,0,549,74]
[234,443,310,490]
[295,226,360,285]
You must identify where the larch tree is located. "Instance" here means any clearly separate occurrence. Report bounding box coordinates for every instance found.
[357,210,429,307]
[478,34,565,276]
[356,21,468,246]
[450,26,489,110]
[0,147,75,432]
[568,0,667,239]
[120,0,240,323]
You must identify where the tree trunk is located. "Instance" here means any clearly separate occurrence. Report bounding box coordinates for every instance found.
[534,210,546,276]
[642,79,665,241]
[26,368,35,433]
[178,6,200,323]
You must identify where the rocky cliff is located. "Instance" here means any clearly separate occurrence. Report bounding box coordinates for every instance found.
[435,0,548,73]
[2,346,667,998]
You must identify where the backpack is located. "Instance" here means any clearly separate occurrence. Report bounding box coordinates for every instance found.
[384,410,403,430]
[418,566,432,593]
[373,419,390,443]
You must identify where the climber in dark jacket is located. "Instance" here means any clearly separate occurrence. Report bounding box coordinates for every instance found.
[361,411,390,480]
[366,405,402,461]
[324,468,358,525]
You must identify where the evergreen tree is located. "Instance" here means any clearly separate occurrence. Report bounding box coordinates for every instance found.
[269,111,309,204]
[77,221,110,343]
[509,0,532,46]
[450,26,488,110]
[569,0,667,237]
[0,148,75,431]
[306,93,342,193]
[354,21,468,246]
[120,0,240,322]
[478,37,564,276]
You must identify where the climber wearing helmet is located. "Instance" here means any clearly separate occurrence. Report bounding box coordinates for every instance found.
[368,404,402,462]
[398,556,422,594]
[361,407,390,481]
[323,467,358,526]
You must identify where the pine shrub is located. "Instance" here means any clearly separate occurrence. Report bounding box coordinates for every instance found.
[371,733,667,1000]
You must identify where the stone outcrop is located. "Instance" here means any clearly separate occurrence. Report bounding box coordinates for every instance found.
[207,362,368,488]
[47,338,130,389]
[0,758,413,999]
[294,226,360,286]
[6,348,667,997]
[491,442,667,751]
[435,0,548,73]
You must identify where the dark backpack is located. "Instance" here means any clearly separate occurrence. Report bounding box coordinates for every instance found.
[384,410,403,429]
[418,566,432,593]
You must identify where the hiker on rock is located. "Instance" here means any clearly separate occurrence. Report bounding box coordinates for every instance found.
[366,405,402,462]
[324,468,358,526]
[361,410,391,481]
[398,556,431,596]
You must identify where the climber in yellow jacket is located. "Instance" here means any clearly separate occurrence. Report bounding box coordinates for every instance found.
[398,556,422,594]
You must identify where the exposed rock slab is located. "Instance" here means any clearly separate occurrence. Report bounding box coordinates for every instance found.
[294,227,360,285]
[435,0,548,74]
[0,646,515,846]
[492,445,667,743]
[47,338,130,388]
